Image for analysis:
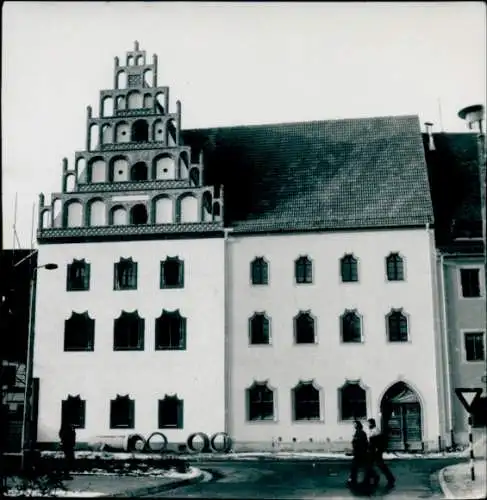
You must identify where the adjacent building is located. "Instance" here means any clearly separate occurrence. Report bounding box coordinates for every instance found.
[31,43,484,453]
[0,249,37,452]
[424,130,487,446]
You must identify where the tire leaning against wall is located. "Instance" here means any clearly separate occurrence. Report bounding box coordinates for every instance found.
[126,433,146,453]
[210,432,233,453]
[145,432,168,453]
[186,432,210,453]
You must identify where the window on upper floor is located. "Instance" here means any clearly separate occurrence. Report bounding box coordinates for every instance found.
[386,253,404,281]
[295,256,313,284]
[155,310,186,350]
[158,395,184,429]
[160,257,184,288]
[339,382,367,421]
[341,310,362,343]
[110,395,134,429]
[460,268,481,298]
[251,257,269,285]
[464,332,485,362]
[294,311,316,344]
[66,259,90,291]
[114,258,137,290]
[113,311,144,351]
[61,395,86,428]
[64,312,95,351]
[249,313,270,345]
[386,309,409,342]
[293,381,321,421]
[341,254,358,283]
[247,382,274,421]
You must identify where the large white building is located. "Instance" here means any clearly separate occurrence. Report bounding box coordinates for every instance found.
[33,43,455,452]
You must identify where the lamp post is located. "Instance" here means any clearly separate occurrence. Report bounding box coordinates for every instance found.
[20,260,58,471]
[458,103,486,482]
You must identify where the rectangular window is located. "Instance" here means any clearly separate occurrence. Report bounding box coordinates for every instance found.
[61,397,86,428]
[158,397,184,428]
[0,365,17,387]
[464,332,485,362]
[460,269,481,298]
[251,258,269,285]
[114,260,138,290]
[160,258,184,289]
[64,313,95,352]
[66,261,90,291]
[110,396,135,429]
[247,386,274,421]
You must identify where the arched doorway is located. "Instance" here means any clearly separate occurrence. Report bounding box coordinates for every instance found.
[380,382,422,451]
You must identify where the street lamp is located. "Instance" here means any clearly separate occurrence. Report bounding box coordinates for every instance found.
[458,103,486,482]
[20,259,58,471]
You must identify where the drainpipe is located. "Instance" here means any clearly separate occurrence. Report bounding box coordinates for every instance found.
[439,253,453,445]
[223,227,234,437]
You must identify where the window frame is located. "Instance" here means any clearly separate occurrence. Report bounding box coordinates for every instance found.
[160,256,185,289]
[250,257,269,286]
[292,381,322,422]
[294,256,313,285]
[462,330,486,363]
[155,309,187,350]
[110,395,135,429]
[340,310,363,343]
[249,312,271,346]
[294,311,317,345]
[246,381,276,422]
[66,259,91,292]
[64,311,95,352]
[113,258,138,291]
[338,381,368,422]
[386,308,410,343]
[158,395,184,429]
[61,395,86,429]
[113,310,145,351]
[340,254,359,283]
[385,252,405,282]
[458,267,483,299]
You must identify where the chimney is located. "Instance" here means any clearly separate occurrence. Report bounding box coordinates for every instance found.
[424,122,436,151]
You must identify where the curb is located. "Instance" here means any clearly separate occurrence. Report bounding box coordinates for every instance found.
[100,470,205,498]
[438,466,455,499]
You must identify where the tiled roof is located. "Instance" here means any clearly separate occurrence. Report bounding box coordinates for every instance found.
[182,115,434,234]
[423,132,482,246]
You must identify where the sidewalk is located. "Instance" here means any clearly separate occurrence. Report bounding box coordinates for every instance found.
[439,431,487,500]
[439,459,486,499]
[5,467,203,497]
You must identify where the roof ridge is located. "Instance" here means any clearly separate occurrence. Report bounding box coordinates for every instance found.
[183,114,420,133]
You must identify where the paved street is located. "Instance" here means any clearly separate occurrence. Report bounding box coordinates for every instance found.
[143,458,463,498]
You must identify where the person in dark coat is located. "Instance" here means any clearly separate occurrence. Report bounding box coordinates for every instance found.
[347,420,369,487]
[365,418,395,488]
[59,421,76,479]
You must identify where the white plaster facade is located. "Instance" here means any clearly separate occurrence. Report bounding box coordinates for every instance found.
[227,228,444,450]
[33,237,225,446]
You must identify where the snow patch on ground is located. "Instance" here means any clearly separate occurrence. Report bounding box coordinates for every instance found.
[6,489,103,497]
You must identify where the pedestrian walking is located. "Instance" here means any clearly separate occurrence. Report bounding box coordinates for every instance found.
[365,418,395,488]
[58,421,76,479]
[347,420,369,487]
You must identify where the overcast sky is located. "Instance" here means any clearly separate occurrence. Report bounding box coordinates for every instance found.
[2,1,486,248]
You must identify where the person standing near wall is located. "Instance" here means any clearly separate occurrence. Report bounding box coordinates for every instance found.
[58,421,76,479]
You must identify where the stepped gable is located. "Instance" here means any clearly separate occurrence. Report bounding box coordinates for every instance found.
[37,42,224,244]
